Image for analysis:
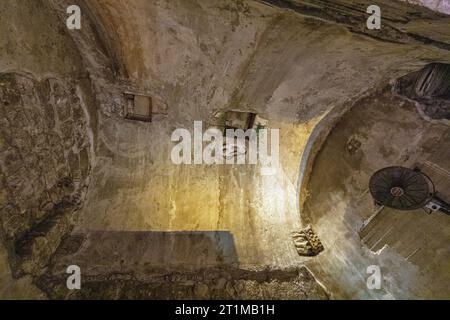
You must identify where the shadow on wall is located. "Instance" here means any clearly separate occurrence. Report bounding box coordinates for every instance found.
[49,230,239,274]
[37,230,331,300]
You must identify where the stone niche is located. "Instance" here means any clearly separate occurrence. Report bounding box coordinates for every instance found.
[124,92,168,122]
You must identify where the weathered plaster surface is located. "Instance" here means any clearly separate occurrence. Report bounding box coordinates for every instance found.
[302,86,450,299]
[1,0,450,299]
[70,0,450,274]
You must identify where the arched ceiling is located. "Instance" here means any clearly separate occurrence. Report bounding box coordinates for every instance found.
[77,0,450,119]
[1,0,450,299]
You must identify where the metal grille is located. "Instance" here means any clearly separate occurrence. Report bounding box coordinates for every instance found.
[369,166,433,210]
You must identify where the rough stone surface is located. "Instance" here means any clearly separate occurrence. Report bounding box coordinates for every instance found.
[1,0,450,299]
[31,229,328,299]
[38,263,328,300]
[0,0,96,298]
[292,226,324,257]
[0,73,92,276]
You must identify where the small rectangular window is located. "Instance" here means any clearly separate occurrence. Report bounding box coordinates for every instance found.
[124,93,152,122]
[216,111,257,135]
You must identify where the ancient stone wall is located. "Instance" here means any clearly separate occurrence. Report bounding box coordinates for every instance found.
[0,0,96,298]
[0,73,92,276]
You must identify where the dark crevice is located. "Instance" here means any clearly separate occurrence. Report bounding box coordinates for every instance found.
[394,63,450,120]
[14,196,77,257]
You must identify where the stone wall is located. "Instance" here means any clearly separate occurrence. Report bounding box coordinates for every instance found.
[1,0,450,299]
[0,0,96,298]
[72,0,450,271]
[0,73,92,276]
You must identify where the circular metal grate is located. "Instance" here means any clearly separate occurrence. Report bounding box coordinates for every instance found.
[369,166,433,210]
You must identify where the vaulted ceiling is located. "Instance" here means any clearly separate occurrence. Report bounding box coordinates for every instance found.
[1,0,449,299]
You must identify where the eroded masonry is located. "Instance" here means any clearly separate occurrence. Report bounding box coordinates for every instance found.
[1,0,450,299]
